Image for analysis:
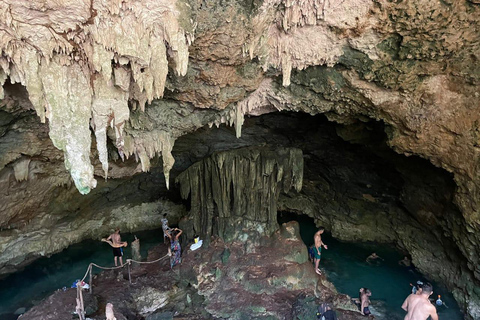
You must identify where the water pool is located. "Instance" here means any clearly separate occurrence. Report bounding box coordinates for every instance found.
[278,213,464,320]
[0,229,164,319]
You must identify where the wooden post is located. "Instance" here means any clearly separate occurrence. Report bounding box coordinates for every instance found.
[89,264,92,294]
[76,285,85,320]
[128,260,132,284]
[79,286,85,320]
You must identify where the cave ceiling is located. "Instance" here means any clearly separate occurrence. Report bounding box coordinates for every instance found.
[0,0,480,317]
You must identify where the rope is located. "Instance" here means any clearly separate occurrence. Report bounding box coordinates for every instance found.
[90,262,126,270]
[80,264,92,282]
[127,254,169,265]
[73,245,172,317]
[77,254,169,283]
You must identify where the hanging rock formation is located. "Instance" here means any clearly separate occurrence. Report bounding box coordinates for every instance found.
[176,147,303,243]
[0,0,480,318]
[0,0,193,193]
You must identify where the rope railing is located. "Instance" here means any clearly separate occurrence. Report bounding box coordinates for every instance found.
[75,254,170,320]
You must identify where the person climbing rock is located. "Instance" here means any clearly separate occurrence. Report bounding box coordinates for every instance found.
[161,214,172,256]
[410,281,423,295]
[102,228,128,267]
[313,227,328,275]
[166,227,183,268]
[401,282,439,320]
[366,252,384,264]
[360,288,372,316]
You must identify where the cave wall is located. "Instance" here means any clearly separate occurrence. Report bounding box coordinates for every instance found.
[0,0,479,317]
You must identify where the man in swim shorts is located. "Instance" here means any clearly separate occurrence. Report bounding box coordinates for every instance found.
[360,288,372,316]
[313,227,328,275]
[107,228,125,266]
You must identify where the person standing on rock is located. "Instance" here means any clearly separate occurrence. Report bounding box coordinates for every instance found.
[401,282,438,320]
[313,227,328,275]
[103,228,127,267]
[166,227,183,268]
[360,288,372,316]
[161,214,172,256]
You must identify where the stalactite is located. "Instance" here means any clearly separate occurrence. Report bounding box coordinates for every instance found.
[248,0,377,87]
[176,147,303,242]
[0,0,193,193]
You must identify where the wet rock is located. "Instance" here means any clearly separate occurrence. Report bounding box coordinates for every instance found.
[13,307,26,315]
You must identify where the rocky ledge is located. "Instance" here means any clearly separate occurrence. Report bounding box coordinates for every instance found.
[20,221,367,320]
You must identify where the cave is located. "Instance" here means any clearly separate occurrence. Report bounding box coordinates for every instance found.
[0,108,473,319]
[0,0,479,319]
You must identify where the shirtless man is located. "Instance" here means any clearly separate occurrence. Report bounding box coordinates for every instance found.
[360,288,372,316]
[401,282,438,320]
[104,228,127,266]
[313,227,328,275]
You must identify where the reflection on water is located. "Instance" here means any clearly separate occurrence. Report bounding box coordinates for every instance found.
[278,212,464,320]
[0,229,163,318]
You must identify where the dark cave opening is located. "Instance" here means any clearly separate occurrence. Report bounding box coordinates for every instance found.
[277,211,317,247]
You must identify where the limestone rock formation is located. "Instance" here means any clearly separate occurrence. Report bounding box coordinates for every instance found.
[176,146,303,242]
[0,0,192,193]
[20,221,367,320]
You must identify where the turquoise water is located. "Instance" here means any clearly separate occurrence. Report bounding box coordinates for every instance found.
[0,229,164,319]
[278,213,464,320]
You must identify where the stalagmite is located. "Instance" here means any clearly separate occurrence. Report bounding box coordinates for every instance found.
[176,147,303,241]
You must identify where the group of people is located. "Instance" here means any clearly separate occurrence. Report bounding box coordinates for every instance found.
[101,214,184,269]
[309,227,445,320]
[402,281,440,320]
